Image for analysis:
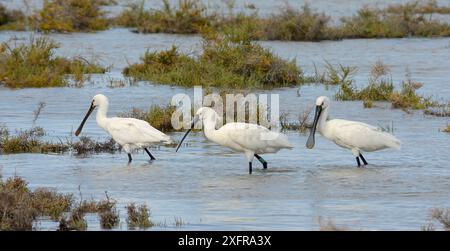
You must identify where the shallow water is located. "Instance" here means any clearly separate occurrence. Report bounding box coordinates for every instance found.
[0,2,450,231]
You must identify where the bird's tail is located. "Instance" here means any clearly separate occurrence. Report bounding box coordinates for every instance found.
[384,133,401,150]
[162,138,175,145]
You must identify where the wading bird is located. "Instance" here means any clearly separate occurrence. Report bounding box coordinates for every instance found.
[306,96,401,167]
[176,107,293,174]
[75,94,173,163]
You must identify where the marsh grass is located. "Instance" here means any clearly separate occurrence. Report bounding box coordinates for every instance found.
[387,0,450,14]
[0,176,72,230]
[334,62,440,113]
[1,176,160,231]
[0,126,68,154]
[126,203,153,229]
[340,3,450,39]
[0,3,28,31]
[71,136,119,156]
[118,105,177,132]
[312,61,357,86]
[97,193,120,230]
[58,206,87,231]
[123,27,302,89]
[38,0,108,33]
[116,0,212,34]
[335,63,394,102]
[0,36,106,88]
[144,105,178,132]
[0,125,119,155]
[261,4,338,41]
[389,80,436,110]
[115,1,450,41]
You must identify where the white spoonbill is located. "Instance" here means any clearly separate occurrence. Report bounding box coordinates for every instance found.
[176,107,293,174]
[75,94,173,163]
[306,96,401,167]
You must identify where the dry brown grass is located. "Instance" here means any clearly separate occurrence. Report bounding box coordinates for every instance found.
[126,203,153,229]
[422,208,450,231]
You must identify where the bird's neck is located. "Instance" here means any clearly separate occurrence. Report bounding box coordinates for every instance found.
[202,118,219,142]
[317,106,329,133]
[96,103,109,129]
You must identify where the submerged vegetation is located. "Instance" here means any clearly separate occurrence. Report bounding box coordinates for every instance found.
[0,125,119,155]
[123,27,302,88]
[0,37,106,88]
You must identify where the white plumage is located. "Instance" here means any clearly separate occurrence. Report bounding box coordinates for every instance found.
[306,96,401,167]
[176,107,293,174]
[75,94,173,163]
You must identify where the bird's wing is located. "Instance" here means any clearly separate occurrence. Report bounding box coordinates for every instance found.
[329,120,400,151]
[221,123,292,151]
[106,117,172,145]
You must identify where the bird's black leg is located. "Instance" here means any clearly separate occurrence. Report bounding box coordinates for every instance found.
[128,153,132,163]
[254,154,268,169]
[249,162,252,175]
[356,157,361,167]
[144,148,156,160]
[359,153,368,166]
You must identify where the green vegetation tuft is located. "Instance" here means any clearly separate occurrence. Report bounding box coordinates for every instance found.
[116,0,212,34]
[340,4,450,39]
[38,0,108,33]
[334,62,440,112]
[0,37,106,88]
[387,0,450,14]
[123,27,302,89]
[261,4,337,41]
